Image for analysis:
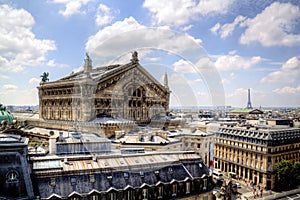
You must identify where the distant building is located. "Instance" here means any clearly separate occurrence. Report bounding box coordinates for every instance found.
[228,108,263,119]
[37,52,170,124]
[214,125,300,190]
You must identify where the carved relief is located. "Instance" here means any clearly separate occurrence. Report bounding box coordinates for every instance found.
[38,58,170,122]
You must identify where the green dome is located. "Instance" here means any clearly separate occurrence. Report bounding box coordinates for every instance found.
[0,104,14,125]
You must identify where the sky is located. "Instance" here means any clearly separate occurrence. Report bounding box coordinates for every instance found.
[0,0,300,108]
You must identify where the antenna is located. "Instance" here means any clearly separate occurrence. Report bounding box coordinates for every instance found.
[246,88,253,109]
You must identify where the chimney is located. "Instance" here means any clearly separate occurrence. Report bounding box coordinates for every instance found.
[59,131,64,141]
[49,131,58,154]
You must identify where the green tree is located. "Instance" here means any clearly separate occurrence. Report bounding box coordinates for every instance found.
[276,160,296,191]
[292,162,300,185]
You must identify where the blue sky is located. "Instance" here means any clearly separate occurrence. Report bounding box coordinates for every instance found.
[0,0,300,108]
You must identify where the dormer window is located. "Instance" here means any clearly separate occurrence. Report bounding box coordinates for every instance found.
[50,177,56,187]
[140,171,144,177]
[70,177,77,185]
[168,167,173,174]
[6,170,19,183]
[89,174,95,183]
[107,174,113,181]
[124,172,129,179]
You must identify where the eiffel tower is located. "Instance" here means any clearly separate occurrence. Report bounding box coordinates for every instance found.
[246,88,253,109]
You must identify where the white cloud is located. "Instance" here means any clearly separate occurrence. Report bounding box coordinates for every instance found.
[182,24,193,31]
[226,88,249,107]
[85,17,204,64]
[211,15,246,39]
[0,88,38,105]
[173,59,197,74]
[210,23,221,35]
[46,59,69,68]
[29,78,41,85]
[273,84,300,94]
[194,0,235,16]
[240,2,300,47]
[168,73,199,106]
[261,57,300,83]
[51,0,92,17]
[143,0,235,26]
[0,5,56,72]
[145,57,160,62]
[0,75,9,79]
[215,53,262,71]
[3,84,18,90]
[95,3,114,27]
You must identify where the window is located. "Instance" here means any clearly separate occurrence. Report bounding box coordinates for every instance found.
[127,190,133,200]
[6,171,18,183]
[50,177,56,187]
[140,171,144,177]
[124,172,129,179]
[108,192,116,200]
[186,182,191,194]
[90,195,99,200]
[142,188,148,200]
[89,174,95,183]
[107,174,113,180]
[268,157,272,162]
[203,179,207,190]
[158,186,163,199]
[172,184,177,196]
[70,177,77,185]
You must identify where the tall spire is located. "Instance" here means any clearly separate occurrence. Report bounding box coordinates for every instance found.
[164,72,169,89]
[246,88,253,109]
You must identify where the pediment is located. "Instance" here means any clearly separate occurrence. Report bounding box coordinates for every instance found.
[94,63,168,98]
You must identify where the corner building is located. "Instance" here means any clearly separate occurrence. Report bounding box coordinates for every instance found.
[214,126,300,190]
[38,52,170,123]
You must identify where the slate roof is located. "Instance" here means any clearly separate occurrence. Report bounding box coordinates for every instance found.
[32,152,211,198]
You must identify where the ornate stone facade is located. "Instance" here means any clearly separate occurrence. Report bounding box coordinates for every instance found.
[38,52,170,123]
[214,125,300,190]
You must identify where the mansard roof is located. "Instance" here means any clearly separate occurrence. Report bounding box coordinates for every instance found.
[32,152,210,199]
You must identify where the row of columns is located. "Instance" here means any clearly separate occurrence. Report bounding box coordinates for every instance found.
[215,159,272,190]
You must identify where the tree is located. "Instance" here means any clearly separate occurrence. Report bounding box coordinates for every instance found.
[40,72,49,83]
[276,160,295,191]
[292,162,300,185]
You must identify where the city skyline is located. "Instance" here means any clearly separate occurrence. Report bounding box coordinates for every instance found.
[0,0,300,108]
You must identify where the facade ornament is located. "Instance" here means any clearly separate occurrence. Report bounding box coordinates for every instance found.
[164,72,169,89]
[84,52,92,75]
[131,51,139,64]
[40,72,49,83]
